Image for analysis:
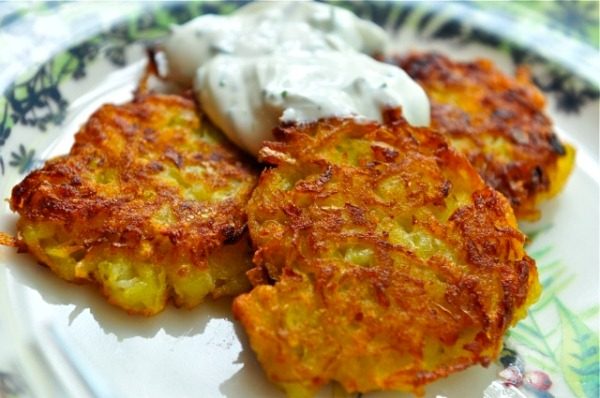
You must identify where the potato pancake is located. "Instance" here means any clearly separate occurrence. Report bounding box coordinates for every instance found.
[10,93,257,315]
[233,115,540,396]
[392,52,575,220]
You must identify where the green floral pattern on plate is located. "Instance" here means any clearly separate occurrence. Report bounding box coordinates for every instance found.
[473,0,599,48]
[497,227,600,398]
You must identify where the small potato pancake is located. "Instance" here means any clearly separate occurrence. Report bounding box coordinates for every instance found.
[393,52,575,220]
[10,93,257,315]
[234,115,540,396]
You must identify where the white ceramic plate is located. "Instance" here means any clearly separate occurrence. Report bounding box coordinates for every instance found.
[0,3,598,398]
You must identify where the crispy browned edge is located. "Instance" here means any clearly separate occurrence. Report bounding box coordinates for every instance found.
[389,52,574,220]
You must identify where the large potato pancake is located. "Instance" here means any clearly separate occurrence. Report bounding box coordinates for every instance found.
[10,93,257,315]
[393,52,575,220]
[234,115,540,396]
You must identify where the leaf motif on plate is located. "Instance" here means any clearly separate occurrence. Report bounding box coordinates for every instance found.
[9,144,36,174]
[512,238,573,370]
[557,300,600,398]
[7,62,68,131]
[502,226,600,398]
[0,99,12,147]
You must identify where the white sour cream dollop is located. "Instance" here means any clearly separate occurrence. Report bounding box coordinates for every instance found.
[163,1,430,155]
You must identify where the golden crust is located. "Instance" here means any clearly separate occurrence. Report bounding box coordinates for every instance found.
[233,116,540,396]
[10,93,258,315]
[394,52,575,220]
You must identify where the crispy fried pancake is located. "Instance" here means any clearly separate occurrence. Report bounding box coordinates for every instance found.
[392,52,575,220]
[11,93,257,315]
[233,116,540,396]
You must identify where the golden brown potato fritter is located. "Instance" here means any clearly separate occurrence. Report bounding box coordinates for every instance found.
[233,115,540,396]
[10,93,257,315]
[392,52,575,220]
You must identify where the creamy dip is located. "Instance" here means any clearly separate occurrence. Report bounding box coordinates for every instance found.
[164,1,430,155]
